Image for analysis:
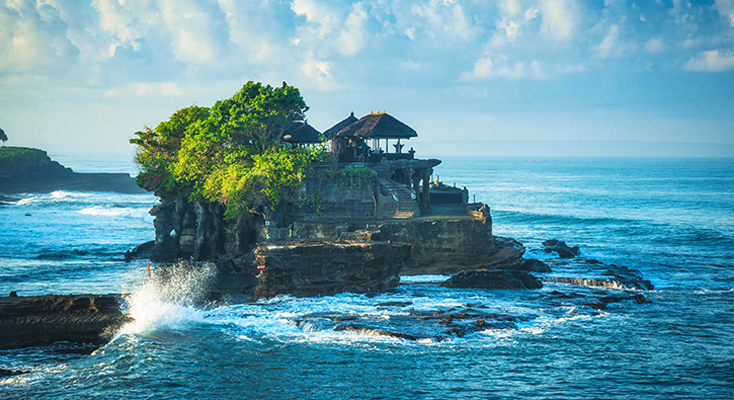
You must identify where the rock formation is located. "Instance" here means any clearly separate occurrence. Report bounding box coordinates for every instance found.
[0,293,130,349]
[441,269,543,290]
[143,159,531,299]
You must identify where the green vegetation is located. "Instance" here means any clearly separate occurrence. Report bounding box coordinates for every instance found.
[130,81,328,220]
[0,128,7,147]
[0,147,49,177]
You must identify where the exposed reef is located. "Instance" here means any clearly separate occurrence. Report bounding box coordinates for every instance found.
[0,293,130,349]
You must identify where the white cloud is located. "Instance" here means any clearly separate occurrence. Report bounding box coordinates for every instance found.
[593,24,623,58]
[0,1,79,72]
[498,17,521,42]
[461,55,526,80]
[410,0,476,41]
[500,0,522,17]
[684,50,734,72]
[714,0,734,27]
[644,37,665,54]
[156,0,220,64]
[539,0,579,41]
[291,0,341,38]
[337,3,369,56]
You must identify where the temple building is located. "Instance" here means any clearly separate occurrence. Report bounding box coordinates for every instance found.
[319,111,466,218]
[281,121,322,147]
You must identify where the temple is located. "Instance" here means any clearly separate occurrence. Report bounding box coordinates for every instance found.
[289,111,467,217]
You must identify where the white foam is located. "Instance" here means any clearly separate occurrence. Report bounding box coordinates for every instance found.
[400,275,450,283]
[117,262,216,335]
[77,206,148,218]
[16,196,36,206]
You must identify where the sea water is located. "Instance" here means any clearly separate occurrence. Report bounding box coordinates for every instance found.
[1,156,733,399]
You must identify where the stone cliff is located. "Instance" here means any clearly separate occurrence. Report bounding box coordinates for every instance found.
[146,159,524,299]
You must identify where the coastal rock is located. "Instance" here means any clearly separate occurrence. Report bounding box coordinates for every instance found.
[441,269,543,290]
[0,294,130,349]
[251,241,411,299]
[518,258,552,272]
[542,240,580,258]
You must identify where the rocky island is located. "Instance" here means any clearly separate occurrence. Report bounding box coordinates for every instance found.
[130,82,651,302]
[0,81,653,349]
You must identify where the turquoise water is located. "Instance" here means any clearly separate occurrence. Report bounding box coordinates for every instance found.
[1,157,733,399]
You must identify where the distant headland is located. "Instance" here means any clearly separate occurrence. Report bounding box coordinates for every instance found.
[0,146,144,195]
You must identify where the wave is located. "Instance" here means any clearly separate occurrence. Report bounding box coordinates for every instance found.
[77,206,149,218]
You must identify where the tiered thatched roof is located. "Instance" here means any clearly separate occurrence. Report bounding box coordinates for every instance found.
[323,112,358,139]
[282,121,322,144]
[336,113,417,139]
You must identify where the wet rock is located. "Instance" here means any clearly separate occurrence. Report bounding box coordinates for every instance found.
[0,368,27,378]
[124,240,155,261]
[518,258,552,272]
[376,301,413,308]
[584,293,649,310]
[542,240,580,258]
[251,241,411,299]
[0,294,131,349]
[441,269,543,290]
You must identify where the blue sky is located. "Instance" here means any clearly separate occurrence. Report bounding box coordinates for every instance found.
[1,0,733,157]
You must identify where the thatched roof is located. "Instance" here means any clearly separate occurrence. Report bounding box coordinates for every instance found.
[336,113,417,139]
[282,121,322,144]
[323,112,358,139]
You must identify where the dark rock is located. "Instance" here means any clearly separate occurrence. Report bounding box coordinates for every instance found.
[0,294,131,349]
[251,241,412,299]
[542,240,580,258]
[585,293,649,310]
[441,269,543,290]
[376,301,413,308]
[125,240,155,261]
[519,258,552,272]
[0,368,27,378]
[584,258,603,264]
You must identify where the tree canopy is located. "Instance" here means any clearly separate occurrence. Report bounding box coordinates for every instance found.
[0,128,7,146]
[130,81,325,220]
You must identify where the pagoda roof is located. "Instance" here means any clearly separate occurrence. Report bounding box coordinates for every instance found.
[336,113,417,140]
[282,121,322,144]
[323,112,358,139]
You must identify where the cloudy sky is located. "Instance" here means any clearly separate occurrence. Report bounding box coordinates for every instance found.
[1,0,733,157]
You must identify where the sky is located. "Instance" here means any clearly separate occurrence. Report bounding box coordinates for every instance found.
[1,0,733,158]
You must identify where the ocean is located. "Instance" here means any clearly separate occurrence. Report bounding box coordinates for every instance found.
[1,156,732,399]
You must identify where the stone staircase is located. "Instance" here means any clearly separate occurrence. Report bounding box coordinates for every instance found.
[378,178,419,219]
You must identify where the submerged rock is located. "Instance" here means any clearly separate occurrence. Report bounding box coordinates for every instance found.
[441,269,543,290]
[0,294,130,349]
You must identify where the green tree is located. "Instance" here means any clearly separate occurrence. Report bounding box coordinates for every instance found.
[0,128,7,147]
[130,81,322,220]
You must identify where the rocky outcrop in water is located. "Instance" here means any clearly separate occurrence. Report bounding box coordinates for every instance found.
[441,269,543,290]
[542,240,580,258]
[250,241,411,299]
[0,293,130,349]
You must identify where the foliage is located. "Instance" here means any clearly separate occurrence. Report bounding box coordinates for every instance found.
[0,128,7,146]
[0,147,48,176]
[130,81,321,219]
